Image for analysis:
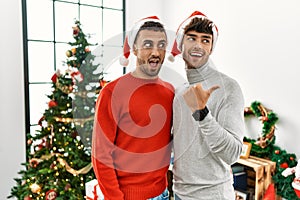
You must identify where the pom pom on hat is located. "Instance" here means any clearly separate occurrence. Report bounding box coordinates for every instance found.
[168,11,219,62]
[119,36,130,67]
[168,40,181,62]
[119,16,163,67]
[119,55,130,67]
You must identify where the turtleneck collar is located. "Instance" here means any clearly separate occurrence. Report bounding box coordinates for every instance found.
[185,60,215,84]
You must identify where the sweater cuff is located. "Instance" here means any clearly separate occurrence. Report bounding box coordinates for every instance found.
[197,112,214,134]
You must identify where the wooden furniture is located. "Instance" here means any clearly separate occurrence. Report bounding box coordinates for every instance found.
[236,156,276,200]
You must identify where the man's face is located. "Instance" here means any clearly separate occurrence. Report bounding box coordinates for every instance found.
[182,30,213,69]
[133,29,167,79]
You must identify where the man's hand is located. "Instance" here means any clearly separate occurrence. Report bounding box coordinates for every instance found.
[183,83,219,112]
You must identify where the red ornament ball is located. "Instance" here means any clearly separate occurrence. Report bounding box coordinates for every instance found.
[280,162,289,169]
[29,159,39,168]
[48,100,58,108]
[64,183,71,191]
[72,26,80,36]
[275,150,280,154]
[50,162,56,170]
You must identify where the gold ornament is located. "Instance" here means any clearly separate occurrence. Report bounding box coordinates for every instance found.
[30,183,41,193]
[66,50,72,57]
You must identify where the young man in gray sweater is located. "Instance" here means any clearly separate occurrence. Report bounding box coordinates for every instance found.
[169,11,245,200]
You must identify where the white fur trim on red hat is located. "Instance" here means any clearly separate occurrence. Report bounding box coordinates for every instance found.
[168,11,219,62]
[119,16,164,67]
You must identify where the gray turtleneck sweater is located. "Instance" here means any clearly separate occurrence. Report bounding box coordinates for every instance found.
[172,61,245,200]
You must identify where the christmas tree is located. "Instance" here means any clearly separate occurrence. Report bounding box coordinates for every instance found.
[9,20,106,200]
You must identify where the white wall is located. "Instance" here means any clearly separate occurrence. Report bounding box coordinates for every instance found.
[0,0,25,199]
[127,0,300,160]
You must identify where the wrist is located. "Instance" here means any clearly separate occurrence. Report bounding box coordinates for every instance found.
[192,106,209,121]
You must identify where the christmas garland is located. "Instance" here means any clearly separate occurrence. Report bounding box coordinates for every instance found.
[244,101,278,149]
[30,153,93,176]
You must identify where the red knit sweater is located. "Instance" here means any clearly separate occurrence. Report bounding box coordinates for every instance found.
[92,73,174,200]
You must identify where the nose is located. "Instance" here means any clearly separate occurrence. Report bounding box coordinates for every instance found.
[150,47,160,56]
[194,40,203,49]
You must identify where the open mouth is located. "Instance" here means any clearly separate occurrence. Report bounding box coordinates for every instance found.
[148,58,160,68]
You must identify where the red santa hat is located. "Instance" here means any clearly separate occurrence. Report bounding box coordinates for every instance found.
[119,16,163,67]
[168,11,219,62]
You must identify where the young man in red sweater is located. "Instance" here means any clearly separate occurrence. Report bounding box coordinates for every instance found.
[92,16,174,200]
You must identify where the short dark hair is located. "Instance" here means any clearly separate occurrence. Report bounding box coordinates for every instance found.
[184,17,213,35]
[134,21,167,44]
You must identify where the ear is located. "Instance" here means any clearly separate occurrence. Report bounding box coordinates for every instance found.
[209,41,214,54]
[133,45,138,56]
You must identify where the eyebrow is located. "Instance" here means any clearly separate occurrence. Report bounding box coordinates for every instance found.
[158,39,167,43]
[143,38,167,41]
[186,33,212,39]
[142,39,167,43]
[142,39,153,43]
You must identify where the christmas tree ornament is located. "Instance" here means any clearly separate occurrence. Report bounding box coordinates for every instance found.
[29,158,41,168]
[66,50,72,57]
[45,189,57,200]
[71,48,76,55]
[30,183,41,193]
[48,100,58,108]
[72,25,80,37]
[21,180,26,186]
[64,183,71,191]
[51,69,61,83]
[291,157,295,161]
[27,138,33,145]
[49,162,56,170]
[280,162,289,169]
[55,80,73,94]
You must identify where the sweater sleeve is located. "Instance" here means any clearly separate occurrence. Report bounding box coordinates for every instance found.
[91,88,124,200]
[198,80,245,165]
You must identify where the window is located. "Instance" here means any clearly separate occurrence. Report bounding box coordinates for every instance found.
[22,0,125,152]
